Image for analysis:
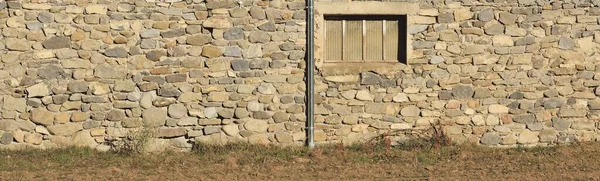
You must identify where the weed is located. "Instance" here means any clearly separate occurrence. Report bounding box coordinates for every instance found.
[107,127,155,155]
[416,152,439,165]
[192,142,309,165]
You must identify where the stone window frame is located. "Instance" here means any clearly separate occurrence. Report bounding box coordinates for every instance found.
[314,2,419,76]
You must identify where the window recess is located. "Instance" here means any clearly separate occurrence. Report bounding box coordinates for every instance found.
[324,15,407,64]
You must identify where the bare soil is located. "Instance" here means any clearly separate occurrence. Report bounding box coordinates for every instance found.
[1,142,600,180]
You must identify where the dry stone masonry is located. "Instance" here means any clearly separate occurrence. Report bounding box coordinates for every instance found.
[0,0,599,151]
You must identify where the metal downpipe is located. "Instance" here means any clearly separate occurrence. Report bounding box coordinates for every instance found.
[305,0,315,148]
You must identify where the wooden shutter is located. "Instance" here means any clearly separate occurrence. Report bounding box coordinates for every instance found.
[344,20,363,61]
[365,20,383,61]
[384,20,399,61]
[324,16,405,63]
[326,20,343,61]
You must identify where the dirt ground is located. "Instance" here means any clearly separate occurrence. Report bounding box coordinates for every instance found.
[1,141,600,180]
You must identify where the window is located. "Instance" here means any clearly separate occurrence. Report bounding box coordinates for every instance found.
[324,15,407,64]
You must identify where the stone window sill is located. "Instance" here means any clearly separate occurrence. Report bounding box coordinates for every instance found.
[318,62,407,76]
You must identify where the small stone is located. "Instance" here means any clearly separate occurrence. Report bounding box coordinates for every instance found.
[165,74,187,83]
[204,126,221,135]
[429,56,444,64]
[104,47,128,58]
[400,106,421,117]
[202,46,223,58]
[249,32,271,43]
[94,64,128,79]
[517,129,539,144]
[257,83,276,94]
[258,21,276,32]
[539,129,557,143]
[218,109,234,118]
[161,29,185,38]
[515,36,535,46]
[222,124,239,136]
[47,123,83,136]
[408,25,428,34]
[6,38,30,51]
[224,46,242,57]
[473,88,491,98]
[38,12,54,23]
[73,130,97,147]
[498,12,516,24]
[143,108,167,127]
[140,29,161,38]
[203,16,232,29]
[355,90,373,101]
[245,119,269,133]
[488,104,509,114]
[250,7,266,19]
[107,110,126,121]
[86,4,107,14]
[71,112,89,122]
[392,93,408,102]
[492,35,513,47]
[509,91,524,99]
[275,132,293,143]
[360,72,381,85]
[558,37,575,50]
[255,111,272,120]
[168,104,187,119]
[224,27,244,40]
[146,50,167,61]
[430,69,449,79]
[204,107,219,119]
[122,118,143,128]
[272,112,289,123]
[231,59,250,71]
[158,127,187,138]
[513,114,535,124]
[230,8,248,18]
[589,100,600,110]
[478,9,494,21]
[42,36,71,49]
[481,132,501,145]
[391,123,412,130]
[24,133,42,145]
[485,23,504,35]
[30,108,54,126]
[114,80,136,92]
[1,133,13,145]
[454,8,473,21]
[558,108,586,117]
[27,83,50,98]
[552,117,572,131]
[187,34,213,45]
[243,44,263,58]
[67,81,89,93]
[452,85,474,99]
[22,3,51,10]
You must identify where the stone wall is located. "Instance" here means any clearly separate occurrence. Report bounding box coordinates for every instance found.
[0,0,599,151]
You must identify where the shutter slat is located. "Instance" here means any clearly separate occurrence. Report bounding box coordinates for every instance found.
[325,20,342,61]
[344,20,363,61]
[365,20,383,61]
[384,20,399,61]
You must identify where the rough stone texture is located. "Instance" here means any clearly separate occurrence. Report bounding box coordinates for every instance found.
[42,37,71,49]
[27,83,50,98]
[481,132,501,145]
[400,106,420,117]
[245,120,269,133]
[1,1,600,150]
[143,108,167,127]
[452,85,474,99]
